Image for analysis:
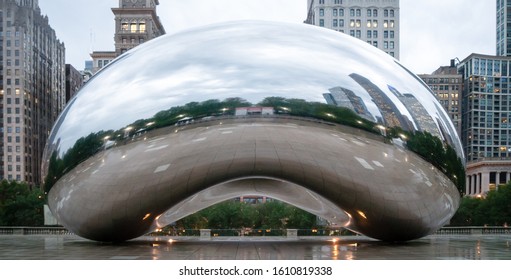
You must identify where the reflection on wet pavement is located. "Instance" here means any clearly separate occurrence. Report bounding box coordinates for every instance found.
[1,235,510,260]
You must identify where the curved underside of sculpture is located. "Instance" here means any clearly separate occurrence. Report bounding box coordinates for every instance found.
[42,21,462,242]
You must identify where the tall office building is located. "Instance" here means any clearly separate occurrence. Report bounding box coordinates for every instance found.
[419,60,463,136]
[497,0,511,56]
[458,54,511,196]
[0,0,66,185]
[91,0,165,73]
[65,64,83,103]
[305,0,400,59]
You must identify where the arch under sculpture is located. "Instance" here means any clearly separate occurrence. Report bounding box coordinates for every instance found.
[42,21,463,242]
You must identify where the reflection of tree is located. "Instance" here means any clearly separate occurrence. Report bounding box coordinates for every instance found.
[150,97,252,130]
[44,96,466,196]
[258,97,378,134]
[404,130,465,194]
[44,131,112,193]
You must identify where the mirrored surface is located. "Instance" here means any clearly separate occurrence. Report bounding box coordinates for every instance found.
[42,21,463,242]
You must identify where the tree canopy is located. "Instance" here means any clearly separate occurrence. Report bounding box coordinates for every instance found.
[0,180,45,226]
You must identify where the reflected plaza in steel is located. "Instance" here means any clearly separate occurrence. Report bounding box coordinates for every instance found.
[41,21,464,243]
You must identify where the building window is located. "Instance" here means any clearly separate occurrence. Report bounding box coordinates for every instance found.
[390,10,395,17]
[384,41,389,49]
[319,19,324,27]
[319,0,325,4]
[367,9,372,17]
[350,30,355,37]
[333,19,338,27]
[373,9,378,17]
[121,22,129,31]
[139,22,146,32]
[333,9,338,17]
[367,30,372,38]
[373,30,378,38]
[319,9,324,17]
[390,41,395,49]
[372,20,378,28]
[384,9,389,17]
[339,9,344,16]
[130,23,137,33]
[390,31,394,38]
[350,9,355,17]
[356,30,361,38]
[384,31,388,38]
[356,9,361,17]
[339,19,344,27]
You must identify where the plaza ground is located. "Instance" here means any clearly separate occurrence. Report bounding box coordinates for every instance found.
[1,234,510,260]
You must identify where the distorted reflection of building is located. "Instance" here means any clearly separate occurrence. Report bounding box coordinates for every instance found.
[236,196,273,204]
[323,87,374,121]
[388,85,442,139]
[350,73,413,131]
[235,107,274,116]
[433,103,460,153]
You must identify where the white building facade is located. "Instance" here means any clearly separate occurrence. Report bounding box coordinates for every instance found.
[305,0,400,59]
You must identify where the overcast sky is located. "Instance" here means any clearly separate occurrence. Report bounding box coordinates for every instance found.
[38,0,495,75]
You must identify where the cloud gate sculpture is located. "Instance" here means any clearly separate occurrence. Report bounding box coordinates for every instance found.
[42,21,464,242]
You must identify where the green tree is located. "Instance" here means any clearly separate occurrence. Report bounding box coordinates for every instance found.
[175,199,319,230]
[0,180,45,226]
[450,182,511,226]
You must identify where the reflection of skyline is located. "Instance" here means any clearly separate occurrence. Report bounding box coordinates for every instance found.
[434,102,461,154]
[350,73,413,131]
[323,87,374,121]
[388,85,441,139]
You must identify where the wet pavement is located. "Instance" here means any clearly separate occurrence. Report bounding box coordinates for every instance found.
[1,234,511,260]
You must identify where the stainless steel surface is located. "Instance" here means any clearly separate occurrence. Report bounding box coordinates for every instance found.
[42,21,463,242]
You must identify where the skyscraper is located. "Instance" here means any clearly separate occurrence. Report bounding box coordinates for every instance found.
[0,0,66,185]
[497,0,510,56]
[305,0,400,59]
[91,0,165,73]
[458,53,511,196]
